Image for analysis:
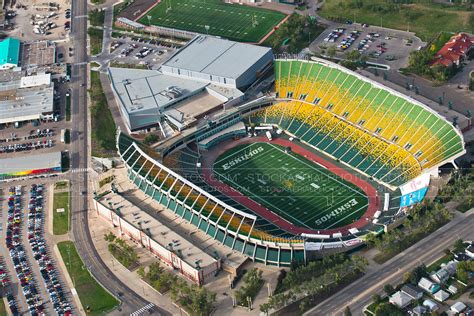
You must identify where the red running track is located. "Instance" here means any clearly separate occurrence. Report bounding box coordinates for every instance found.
[200,137,379,236]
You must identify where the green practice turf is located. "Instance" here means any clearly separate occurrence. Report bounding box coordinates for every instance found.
[139,0,286,42]
[213,142,369,230]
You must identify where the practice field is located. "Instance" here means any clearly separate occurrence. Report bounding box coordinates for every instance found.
[139,0,286,42]
[213,142,369,230]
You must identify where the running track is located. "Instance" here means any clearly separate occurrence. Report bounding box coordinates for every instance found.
[200,136,379,236]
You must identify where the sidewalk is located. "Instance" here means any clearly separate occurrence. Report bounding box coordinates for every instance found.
[87,209,181,314]
[46,183,85,315]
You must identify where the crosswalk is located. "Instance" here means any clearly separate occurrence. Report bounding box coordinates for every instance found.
[130,303,155,316]
[70,168,91,173]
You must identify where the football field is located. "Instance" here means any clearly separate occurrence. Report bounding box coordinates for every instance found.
[213,142,369,230]
[138,0,286,42]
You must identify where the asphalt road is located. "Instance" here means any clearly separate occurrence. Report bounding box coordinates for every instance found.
[304,210,474,316]
[68,1,160,314]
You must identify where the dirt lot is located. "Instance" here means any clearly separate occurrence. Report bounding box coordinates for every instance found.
[5,0,72,41]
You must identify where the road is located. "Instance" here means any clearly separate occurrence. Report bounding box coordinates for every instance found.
[68,0,158,314]
[304,210,474,316]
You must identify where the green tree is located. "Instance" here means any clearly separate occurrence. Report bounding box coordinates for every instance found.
[143,133,159,145]
[343,306,352,316]
[327,45,336,58]
[372,294,382,305]
[375,303,404,316]
[383,284,395,295]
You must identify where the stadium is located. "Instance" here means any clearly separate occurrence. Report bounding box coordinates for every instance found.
[114,57,465,267]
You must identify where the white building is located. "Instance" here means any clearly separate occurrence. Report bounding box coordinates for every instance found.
[0,73,54,125]
[451,302,467,314]
[389,291,412,308]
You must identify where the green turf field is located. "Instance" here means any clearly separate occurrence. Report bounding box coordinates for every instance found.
[139,0,287,42]
[213,142,369,230]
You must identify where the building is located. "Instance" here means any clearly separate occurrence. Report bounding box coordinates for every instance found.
[93,175,221,285]
[412,306,426,316]
[433,289,450,302]
[0,151,62,180]
[108,68,243,132]
[418,277,440,294]
[389,291,413,308]
[466,244,474,259]
[21,40,57,67]
[448,285,458,295]
[431,33,474,67]
[451,302,467,314]
[401,284,423,300]
[0,38,20,69]
[0,73,55,125]
[108,35,272,133]
[422,299,439,313]
[161,35,273,89]
[431,260,457,283]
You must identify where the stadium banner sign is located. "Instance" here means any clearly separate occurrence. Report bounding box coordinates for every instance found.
[400,173,430,195]
[342,238,363,247]
[400,187,428,207]
[301,233,331,239]
[304,242,322,251]
[322,242,344,249]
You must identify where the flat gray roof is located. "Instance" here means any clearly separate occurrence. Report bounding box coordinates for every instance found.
[109,67,209,113]
[163,36,272,79]
[0,151,61,176]
[0,78,54,124]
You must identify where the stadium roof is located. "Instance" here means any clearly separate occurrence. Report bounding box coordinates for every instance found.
[0,38,20,66]
[163,35,272,79]
[0,151,61,177]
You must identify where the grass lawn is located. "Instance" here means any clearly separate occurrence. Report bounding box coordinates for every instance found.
[53,191,70,235]
[65,94,71,121]
[55,181,68,190]
[88,28,104,55]
[319,0,474,41]
[0,297,6,316]
[89,9,105,27]
[58,241,119,315]
[456,199,473,213]
[427,253,454,273]
[213,142,368,230]
[90,71,117,157]
[139,0,286,42]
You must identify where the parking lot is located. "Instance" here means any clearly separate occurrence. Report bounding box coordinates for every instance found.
[106,36,176,70]
[1,184,74,315]
[310,23,425,69]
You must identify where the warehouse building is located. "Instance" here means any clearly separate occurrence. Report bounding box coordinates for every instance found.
[0,73,55,125]
[162,35,273,89]
[0,151,62,180]
[0,38,21,69]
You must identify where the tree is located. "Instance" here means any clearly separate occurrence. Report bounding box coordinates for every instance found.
[327,45,336,58]
[372,294,382,305]
[383,284,395,295]
[454,239,464,252]
[375,303,404,316]
[143,133,159,145]
[343,306,352,316]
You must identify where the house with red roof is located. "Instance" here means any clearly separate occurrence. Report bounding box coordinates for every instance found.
[431,33,474,67]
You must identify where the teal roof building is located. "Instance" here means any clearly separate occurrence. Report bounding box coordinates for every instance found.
[0,38,20,68]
